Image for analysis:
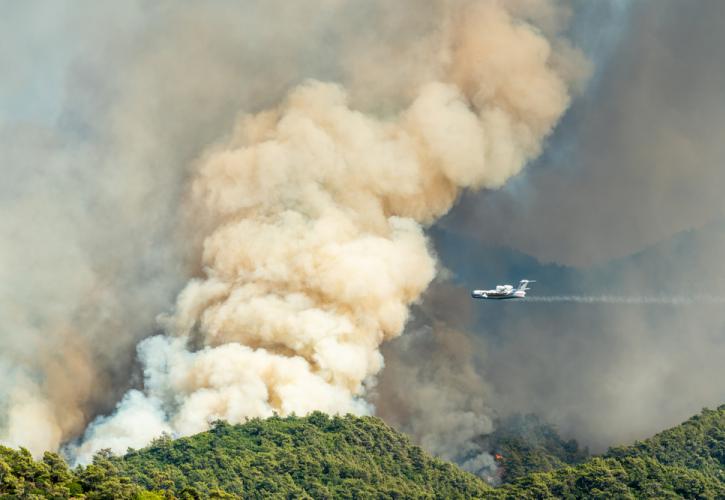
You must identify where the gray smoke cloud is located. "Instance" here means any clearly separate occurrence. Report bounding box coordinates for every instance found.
[373,281,497,479]
[426,0,725,452]
[446,0,725,266]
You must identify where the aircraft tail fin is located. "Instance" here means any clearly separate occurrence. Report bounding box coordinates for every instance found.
[518,279,536,291]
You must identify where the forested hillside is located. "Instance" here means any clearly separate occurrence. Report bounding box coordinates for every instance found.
[495,405,725,499]
[0,413,492,499]
[606,405,725,482]
[113,413,490,498]
[1,406,724,499]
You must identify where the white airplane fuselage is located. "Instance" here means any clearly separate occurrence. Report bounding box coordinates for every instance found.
[470,289,526,299]
[471,280,535,300]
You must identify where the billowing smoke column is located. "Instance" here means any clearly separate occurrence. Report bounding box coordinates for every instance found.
[72,0,584,462]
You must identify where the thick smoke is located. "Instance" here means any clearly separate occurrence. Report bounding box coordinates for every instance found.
[374,281,497,478]
[68,0,585,463]
[430,0,725,452]
[0,0,379,455]
[447,0,725,266]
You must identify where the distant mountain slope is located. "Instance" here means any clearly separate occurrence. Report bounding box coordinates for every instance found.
[496,405,725,499]
[496,455,724,499]
[1,406,724,499]
[606,405,725,481]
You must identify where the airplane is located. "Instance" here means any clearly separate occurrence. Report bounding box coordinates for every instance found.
[471,280,536,300]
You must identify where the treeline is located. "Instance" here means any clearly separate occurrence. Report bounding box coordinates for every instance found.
[0,406,724,499]
[0,413,491,499]
[0,446,149,499]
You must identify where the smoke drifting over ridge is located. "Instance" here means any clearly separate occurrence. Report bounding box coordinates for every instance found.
[68,0,587,463]
[373,281,497,478]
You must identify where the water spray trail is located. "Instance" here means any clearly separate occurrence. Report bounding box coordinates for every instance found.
[525,296,725,305]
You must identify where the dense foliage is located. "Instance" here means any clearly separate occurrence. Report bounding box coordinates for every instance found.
[112,413,491,499]
[0,405,724,499]
[495,405,725,499]
[606,405,725,482]
[0,413,492,499]
[0,446,148,499]
[496,455,725,499]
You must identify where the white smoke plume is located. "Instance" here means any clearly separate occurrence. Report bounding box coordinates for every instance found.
[1,0,354,456]
[70,0,585,463]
